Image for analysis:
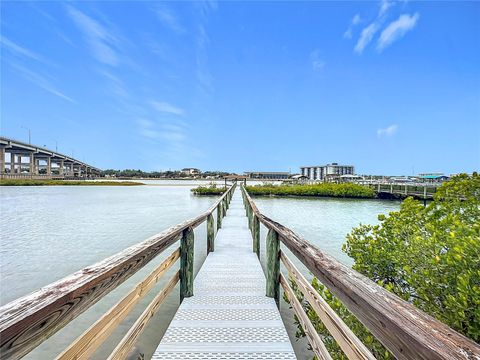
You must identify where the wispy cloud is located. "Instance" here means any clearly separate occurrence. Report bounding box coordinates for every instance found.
[136,117,188,153]
[377,13,420,51]
[1,36,46,63]
[379,0,395,16]
[343,14,362,39]
[352,0,414,54]
[154,5,185,34]
[98,70,129,98]
[10,63,75,103]
[309,49,326,71]
[377,124,399,137]
[66,6,118,66]
[150,101,185,116]
[355,23,379,54]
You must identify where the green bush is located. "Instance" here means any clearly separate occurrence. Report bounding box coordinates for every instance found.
[289,173,480,358]
[246,183,375,198]
[191,184,226,195]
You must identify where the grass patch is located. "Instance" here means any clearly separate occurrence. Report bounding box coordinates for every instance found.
[0,179,144,186]
[191,185,226,195]
[246,183,375,198]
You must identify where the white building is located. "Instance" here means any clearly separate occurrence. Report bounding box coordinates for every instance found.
[300,163,355,181]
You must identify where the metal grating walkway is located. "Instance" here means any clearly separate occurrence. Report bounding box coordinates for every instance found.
[152,188,296,359]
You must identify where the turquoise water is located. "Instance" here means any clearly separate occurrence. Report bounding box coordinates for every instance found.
[0,183,399,359]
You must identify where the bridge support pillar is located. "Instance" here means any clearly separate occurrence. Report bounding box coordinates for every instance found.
[29,152,35,174]
[46,157,51,176]
[10,153,16,173]
[0,147,4,174]
[59,160,64,175]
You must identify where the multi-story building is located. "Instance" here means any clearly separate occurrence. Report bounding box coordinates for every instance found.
[300,163,354,181]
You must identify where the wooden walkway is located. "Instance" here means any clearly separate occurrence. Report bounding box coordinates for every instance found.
[152,189,296,359]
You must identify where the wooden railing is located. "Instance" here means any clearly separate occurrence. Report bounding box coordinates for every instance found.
[0,183,236,359]
[371,183,438,199]
[240,185,480,360]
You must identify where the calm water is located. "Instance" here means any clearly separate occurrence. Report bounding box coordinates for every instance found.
[0,183,399,359]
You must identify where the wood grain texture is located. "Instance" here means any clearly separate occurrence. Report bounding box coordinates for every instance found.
[0,184,235,359]
[57,249,180,360]
[180,227,194,301]
[266,229,280,303]
[242,185,480,360]
[207,214,215,254]
[281,251,375,360]
[217,203,223,229]
[253,214,260,258]
[280,274,332,360]
[107,271,180,360]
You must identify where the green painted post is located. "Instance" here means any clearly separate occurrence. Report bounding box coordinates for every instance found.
[207,213,214,253]
[253,214,260,257]
[217,204,223,229]
[180,226,194,301]
[266,229,280,304]
[222,198,227,217]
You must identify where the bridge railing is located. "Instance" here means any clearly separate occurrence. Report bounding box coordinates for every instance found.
[0,182,236,359]
[240,185,480,360]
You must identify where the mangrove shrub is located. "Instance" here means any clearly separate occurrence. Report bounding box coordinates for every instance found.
[246,183,375,198]
[290,174,480,358]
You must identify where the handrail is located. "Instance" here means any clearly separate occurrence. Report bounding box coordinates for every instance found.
[0,182,236,359]
[241,184,480,360]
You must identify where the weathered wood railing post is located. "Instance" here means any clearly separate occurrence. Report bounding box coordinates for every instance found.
[207,213,214,253]
[217,202,223,229]
[180,227,194,301]
[266,229,280,305]
[253,214,260,258]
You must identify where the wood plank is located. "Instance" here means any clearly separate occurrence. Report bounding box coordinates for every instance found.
[0,185,235,359]
[242,185,480,360]
[280,251,375,360]
[152,187,296,359]
[107,271,180,360]
[253,215,260,258]
[56,248,180,360]
[217,203,223,229]
[280,274,332,360]
[207,214,215,253]
[180,227,194,301]
[266,229,280,302]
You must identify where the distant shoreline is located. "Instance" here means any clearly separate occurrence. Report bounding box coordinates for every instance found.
[0,179,144,186]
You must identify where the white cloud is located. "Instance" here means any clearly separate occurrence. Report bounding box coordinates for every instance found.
[10,63,75,103]
[377,13,420,51]
[155,5,185,34]
[352,14,362,25]
[379,0,395,16]
[343,14,362,39]
[309,49,326,71]
[377,124,399,137]
[1,37,45,62]
[150,101,185,116]
[355,23,379,54]
[66,6,118,66]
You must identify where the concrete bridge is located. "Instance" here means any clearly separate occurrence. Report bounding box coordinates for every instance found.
[1,183,478,360]
[0,136,101,179]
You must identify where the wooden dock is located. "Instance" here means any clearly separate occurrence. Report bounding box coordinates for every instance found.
[2,182,479,360]
[152,189,296,359]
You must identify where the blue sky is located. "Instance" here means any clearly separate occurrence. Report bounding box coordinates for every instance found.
[1,1,479,175]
